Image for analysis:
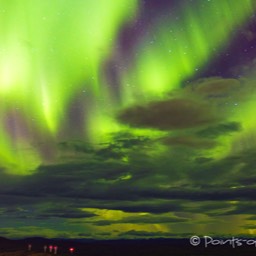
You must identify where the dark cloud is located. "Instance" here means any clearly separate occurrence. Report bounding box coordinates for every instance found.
[163,135,216,148]
[123,186,256,202]
[2,142,256,207]
[239,176,256,186]
[183,201,234,217]
[109,132,151,148]
[185,77,241,98]
[118,98,219,130]
[242,224,256,230]
[245,216,256,221]
[92,215,188,226]
[105,201,182,214]
[117,77,251,132]
[119,230,172,238]
[196,122,242,138]
[0,195,40,207]
[218,202,256,215]
[58,133,150,154]
[58,140,94,154]
[78,232,95,237]
[2,129,256,238]
[37,207,97,219]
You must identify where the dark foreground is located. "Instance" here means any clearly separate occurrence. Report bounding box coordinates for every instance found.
[1,237,256,256]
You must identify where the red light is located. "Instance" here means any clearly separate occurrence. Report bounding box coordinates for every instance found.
[69,247,74,252]
[49,245,53,249]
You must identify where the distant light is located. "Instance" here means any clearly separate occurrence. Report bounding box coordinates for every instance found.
[54,245,58,254]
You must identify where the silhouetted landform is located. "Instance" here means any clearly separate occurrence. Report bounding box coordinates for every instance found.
[1,237,256,256]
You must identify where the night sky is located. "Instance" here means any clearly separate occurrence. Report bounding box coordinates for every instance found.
[1,0,256,239]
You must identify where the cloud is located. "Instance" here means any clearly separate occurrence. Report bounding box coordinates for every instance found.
[1,141,254,205]
[117,77,251,133]
[119,230,172,238]
[2,140,255,206]
[117,76,256,141]
[196,122,242,138]
[37,206,97,219]
[163,135,216,149]
[92,214,188,226]
[218,202,256,215]
[118,97,219,130]
[185,77,241,98]
[1,125,256,238]
[102,201,182,214]
[0,226,77,239]
[242,224,256,230]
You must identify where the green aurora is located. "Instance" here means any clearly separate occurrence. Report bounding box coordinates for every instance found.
[1,0,256,239]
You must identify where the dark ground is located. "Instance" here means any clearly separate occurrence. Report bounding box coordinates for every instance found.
[1,237,256,256]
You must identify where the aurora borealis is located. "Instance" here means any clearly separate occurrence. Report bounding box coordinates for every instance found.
[1,0,256,240]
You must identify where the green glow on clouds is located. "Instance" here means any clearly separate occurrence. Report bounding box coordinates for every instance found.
[0,0,255,175]
[121,0,254,101]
